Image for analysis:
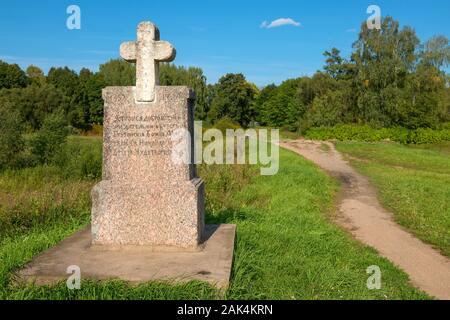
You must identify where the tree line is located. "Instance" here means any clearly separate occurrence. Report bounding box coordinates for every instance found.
[1,16,449,139]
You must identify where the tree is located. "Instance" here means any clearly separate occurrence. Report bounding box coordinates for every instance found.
[69,68,105,128]
[79,68,93,82]
[205,84,218,125]
[30,112,69,165]
[420,36,450,71]
[0,60,27,89]
[258,79,302,130]
[47,66,80,101]
[68,68,92,129]
[0,83,69,131]
[86,73,106,124]
[0,107,24,170]
[323,48,355,81]
[208,73,258,127]
[255,84,277,125]
[99,59,135,86]
[306,91,347,127]
[160,64,209,120]
[98,59,211,121]
[26,65,46,86]
[351,16,421,126]
[398,64,449,128]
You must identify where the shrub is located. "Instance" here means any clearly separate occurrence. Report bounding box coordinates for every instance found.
[0,108,24,170]
[305,125,387,142]
[304,125,450,144]
[199,162,256,222]
[386,127,410,144]
[439,122,450,130]
[29,113,69,164]
[90,124,104,136]
[305,91,346,128]
[53,138,102,180]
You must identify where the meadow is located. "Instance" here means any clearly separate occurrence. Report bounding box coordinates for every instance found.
[0,136,430,299]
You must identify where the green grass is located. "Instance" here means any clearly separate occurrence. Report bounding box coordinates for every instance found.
[279,130,302,140]
[336,142,450,257]
[409,141,450,156]
[0,136,429,299]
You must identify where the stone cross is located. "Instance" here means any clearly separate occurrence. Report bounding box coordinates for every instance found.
[17,21,235,291]
[120,21,176,102]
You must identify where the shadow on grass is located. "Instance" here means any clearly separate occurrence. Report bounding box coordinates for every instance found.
[205,208,248,225]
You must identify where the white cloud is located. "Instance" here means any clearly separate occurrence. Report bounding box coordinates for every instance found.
[260,18,301,29]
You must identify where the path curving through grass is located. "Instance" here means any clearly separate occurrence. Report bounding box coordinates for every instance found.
[281,139,450,300]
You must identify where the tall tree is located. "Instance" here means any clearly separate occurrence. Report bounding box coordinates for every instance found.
[0,107,24,170]
[255,84,277,125]
[258,79,302,130]
[0,84,68,131]
[69,68,105,129]
[98,60,210,120]
[0,60,28,89]
[160,64,209,120]
[208,73,258,127]
[352,16,420,126]
[323,48,356,81]
[399,64,449,128]
[99,59,135,86]
[26,65,46,86]
[85,73,106,124]
[47,67,80,99]
[420,35,450,71]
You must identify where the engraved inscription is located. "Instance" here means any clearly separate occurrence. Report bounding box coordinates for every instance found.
[109,114,183,157]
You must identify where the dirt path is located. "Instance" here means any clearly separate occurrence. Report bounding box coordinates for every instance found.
[281,139,450,300]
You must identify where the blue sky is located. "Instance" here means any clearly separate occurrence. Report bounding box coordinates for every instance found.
[0,0,449,86]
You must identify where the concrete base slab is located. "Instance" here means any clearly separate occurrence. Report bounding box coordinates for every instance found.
[16,224,236,289]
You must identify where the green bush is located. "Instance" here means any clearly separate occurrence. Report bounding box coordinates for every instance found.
[213,117,242,133]
[29,113,69,164]
[440,123,450,130]
[386,127,410,144]
[53,138,102,180]
[0,108,24,170]
[304,125,450,144]
[305,125,387,142]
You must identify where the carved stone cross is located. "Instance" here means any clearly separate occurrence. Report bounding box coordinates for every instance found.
[120,22,176,102]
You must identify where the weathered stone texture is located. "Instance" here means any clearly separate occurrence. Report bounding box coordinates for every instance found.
[91,86,204,248]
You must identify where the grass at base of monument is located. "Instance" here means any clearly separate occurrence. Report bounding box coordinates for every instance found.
[335,141,450,258]
[0,137,429,299]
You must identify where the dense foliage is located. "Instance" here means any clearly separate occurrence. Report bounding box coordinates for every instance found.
[305,124,450,144]
[0,16,449,168]
[260,17,449,132]
[208,73,258,127]
[0,108,24,170]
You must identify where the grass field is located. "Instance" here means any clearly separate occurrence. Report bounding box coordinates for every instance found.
[336,142,450,257]
[0,136,429,299]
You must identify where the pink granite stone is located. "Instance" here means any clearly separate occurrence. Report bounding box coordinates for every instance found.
[91,86,205,248]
